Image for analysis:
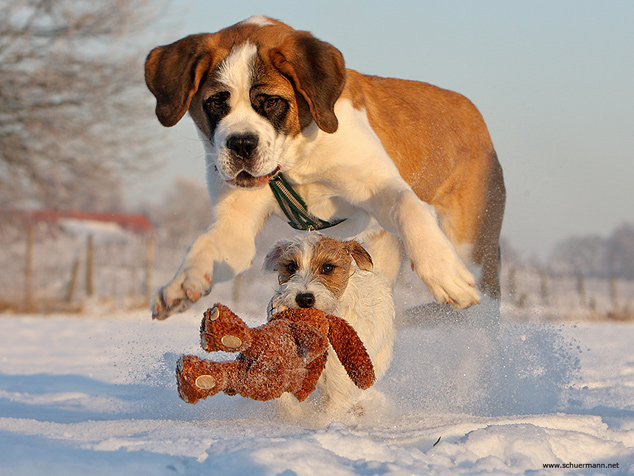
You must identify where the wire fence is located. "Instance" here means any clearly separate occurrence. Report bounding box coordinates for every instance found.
[1,225,633,320]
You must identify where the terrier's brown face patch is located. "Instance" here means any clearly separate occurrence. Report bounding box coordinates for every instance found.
[275,236,373,299]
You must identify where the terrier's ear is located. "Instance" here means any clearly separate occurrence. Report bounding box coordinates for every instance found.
[263,240,293,272]
[345,241,373,271]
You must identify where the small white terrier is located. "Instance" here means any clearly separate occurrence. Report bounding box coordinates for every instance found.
[263,233,395,421]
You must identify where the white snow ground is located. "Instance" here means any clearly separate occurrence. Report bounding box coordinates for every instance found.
[1,284,633,475]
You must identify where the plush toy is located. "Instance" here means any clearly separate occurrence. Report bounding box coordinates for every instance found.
[176,303,375,404]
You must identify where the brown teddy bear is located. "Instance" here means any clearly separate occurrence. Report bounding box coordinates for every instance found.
[176,303,375,404]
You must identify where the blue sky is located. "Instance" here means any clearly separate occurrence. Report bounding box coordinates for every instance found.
[143,0,634,257]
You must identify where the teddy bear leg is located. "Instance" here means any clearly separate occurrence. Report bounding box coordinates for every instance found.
[200,304,253,353]
[292,354,327,402]
[176,355,239,404]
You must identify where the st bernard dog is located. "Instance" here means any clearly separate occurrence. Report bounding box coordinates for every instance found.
[145,15,506,321]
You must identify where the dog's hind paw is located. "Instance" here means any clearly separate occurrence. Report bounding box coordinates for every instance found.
[417,263,481,310]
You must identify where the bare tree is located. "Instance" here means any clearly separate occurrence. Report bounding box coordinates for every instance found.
[0,0,159,211]
[606,223,634,280]
[549,222,634,279]
[145,177,213,245]
[550,235,607,278]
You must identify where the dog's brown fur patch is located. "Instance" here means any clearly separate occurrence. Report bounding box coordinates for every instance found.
[275,236,373,299]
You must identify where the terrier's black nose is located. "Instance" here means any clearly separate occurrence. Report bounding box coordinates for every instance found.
[295,293,315,308]
[226,133,259,160]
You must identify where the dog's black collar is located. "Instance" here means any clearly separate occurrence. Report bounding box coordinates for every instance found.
[268,172,346,231]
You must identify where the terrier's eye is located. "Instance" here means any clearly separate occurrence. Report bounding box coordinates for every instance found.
[320,263,336,275]
[286,262,298,274]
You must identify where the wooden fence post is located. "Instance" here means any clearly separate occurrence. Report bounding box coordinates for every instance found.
[540,271,550,306]
[144,237,154,299]
[24,226,34,312]
[609,277,618,309]
[232,273,242,304]
[66,257,81,303]
[576,273,586,308]
[86,234,94,296]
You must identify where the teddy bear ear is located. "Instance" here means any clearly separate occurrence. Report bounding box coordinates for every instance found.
[262,240,293,272]
[326,315,375,389]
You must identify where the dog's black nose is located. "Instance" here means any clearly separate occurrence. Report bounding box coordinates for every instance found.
[226,133,259,160]
[295,293,315,308]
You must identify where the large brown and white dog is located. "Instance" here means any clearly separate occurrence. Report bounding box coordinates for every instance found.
[145,15,506,320]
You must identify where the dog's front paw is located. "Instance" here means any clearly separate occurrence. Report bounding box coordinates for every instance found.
[151,267,212,320]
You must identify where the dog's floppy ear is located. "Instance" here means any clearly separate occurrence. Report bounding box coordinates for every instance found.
[270,31,346,134]
[263,240,293,272]
[145,34,216,127]
[345,241,373,271]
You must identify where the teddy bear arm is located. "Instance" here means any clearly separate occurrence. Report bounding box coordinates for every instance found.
[200,304,253,353]
[326,315,376,390]
[290,321,329,363]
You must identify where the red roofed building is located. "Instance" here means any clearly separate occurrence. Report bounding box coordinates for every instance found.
[3,209,153,236]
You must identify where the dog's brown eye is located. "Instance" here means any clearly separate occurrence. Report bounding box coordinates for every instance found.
[320,264,336,275]
[263,96,280,113]
[286,262,298,274]
[211,98,226,108]
[206,92,229,110]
